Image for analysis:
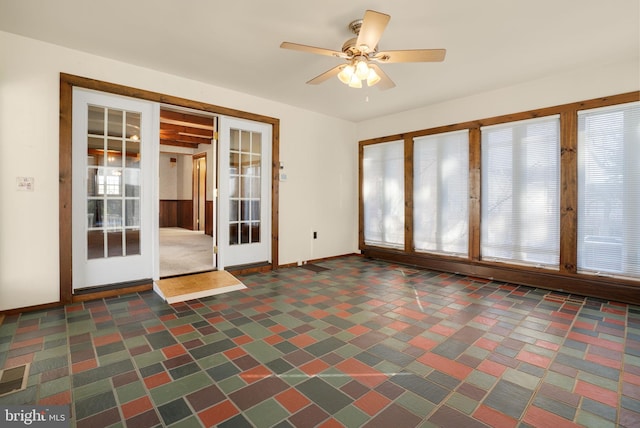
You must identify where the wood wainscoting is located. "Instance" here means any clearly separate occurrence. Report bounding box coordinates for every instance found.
[160,200,194,230]
[205,201,214,236]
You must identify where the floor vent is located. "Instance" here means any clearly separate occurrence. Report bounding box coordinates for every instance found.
[0,363,29,397]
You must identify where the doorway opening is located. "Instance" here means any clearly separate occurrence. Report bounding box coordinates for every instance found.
[158,106,216,278]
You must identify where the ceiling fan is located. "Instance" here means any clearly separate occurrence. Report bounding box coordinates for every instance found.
[280,10,446,90]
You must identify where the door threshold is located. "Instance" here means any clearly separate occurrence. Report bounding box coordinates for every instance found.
[73,278,153,295]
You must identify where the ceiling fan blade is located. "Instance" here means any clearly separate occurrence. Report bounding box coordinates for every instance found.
[356,10,390,53]
[280,42,347,59]
[374,49,446,63]
[306,65,344,85]
[368,64,395,90]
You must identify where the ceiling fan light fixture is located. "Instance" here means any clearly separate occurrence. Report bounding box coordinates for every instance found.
[355,59,370,80]
[348,73,362,88]
[366,67,381,87]
[337,65,355,84]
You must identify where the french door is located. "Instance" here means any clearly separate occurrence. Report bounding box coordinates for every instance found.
[72,88,159,289]
[218,117,272,269]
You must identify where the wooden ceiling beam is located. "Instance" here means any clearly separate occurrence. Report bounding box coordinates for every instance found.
[159,132,211,145]
[160,109,214,130]
[159,138,199,149]
[160,123,213,138]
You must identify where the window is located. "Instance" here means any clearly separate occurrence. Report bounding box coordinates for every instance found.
[414,130,469,256]
[362,141,404,248]
[578,102,640,278]
[481,116,560,267]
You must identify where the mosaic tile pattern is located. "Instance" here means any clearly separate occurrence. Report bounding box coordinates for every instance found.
[1,256,640,427]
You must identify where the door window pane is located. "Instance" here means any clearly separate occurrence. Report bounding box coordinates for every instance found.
[362,141,405,248]
[578,102,640,277]
[228,128,262,246]
[85,106,143,259]
[481,116,560,267]
[414,130,469,256]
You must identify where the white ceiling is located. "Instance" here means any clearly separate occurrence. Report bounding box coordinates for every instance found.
[1,0,638,122]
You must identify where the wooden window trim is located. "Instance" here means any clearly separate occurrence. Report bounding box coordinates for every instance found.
[359,91,640,305]
[59,73,280,304]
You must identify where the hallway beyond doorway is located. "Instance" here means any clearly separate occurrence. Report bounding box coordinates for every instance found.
[159,227,214,277]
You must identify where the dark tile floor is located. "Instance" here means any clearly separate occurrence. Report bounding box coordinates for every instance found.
[1,256,640,427]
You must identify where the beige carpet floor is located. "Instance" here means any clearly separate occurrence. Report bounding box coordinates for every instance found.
[159,227,214,277]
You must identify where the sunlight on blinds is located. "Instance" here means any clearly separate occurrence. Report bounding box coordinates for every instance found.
[363,141,405,248]
[578,101,640,278]
[414,130,469,256]
[481,116,560,267]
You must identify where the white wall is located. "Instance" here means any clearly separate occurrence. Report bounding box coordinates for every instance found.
[159,153,178,200]
[357,59,639,141]
[0,31,358,311]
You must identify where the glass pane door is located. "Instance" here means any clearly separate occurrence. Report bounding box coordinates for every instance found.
[72,89,158,289]
[218,117,271,269]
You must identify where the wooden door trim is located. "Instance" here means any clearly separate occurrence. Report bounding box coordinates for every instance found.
[60,73,280,304]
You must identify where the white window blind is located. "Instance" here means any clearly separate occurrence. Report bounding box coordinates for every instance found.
[414,130,469,256]
[362,141,404,248]
[577,101,640,278]
[481,115,560,267]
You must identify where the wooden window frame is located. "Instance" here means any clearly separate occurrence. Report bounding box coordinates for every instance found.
[359,91,640,305]
[59,73,280,304]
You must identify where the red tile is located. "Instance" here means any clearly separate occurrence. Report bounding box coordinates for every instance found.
[233,335,253,346]
[144,372,171,389]
[388,320,411,332]
[535,340,560,351]
[477,359,507,377]
[317,418,343,428]
[394,307,426,321]
[335,311,352,318]
[264,334,284,345]
[624,372,640,386]
[290,334,317,347]
[417,353,472,380]
[523,406,581,428]
[300,359,330,376]
[348,325,370,336]
[239,365,272,384]
[335,303,352,311]
[72,358,97,374]
[93,333,122,347]
[269,324,287,333]
[309,309,331,318]
[473,404,518,428]
[366,299,386,307]
[354,390,391,416]
[224,347,247,359]
[575,380,618,407]
[254,304,273,313]
[159,314,176,322]
[275,388,311,413]
[472,316,498,327]
[9,337,43,350]
[198,400,239,426]
[38,391,71,406]
[516,350,551,368]
[336,358,387,388]
[169,325,195,336]
[161,344,186,358]
[475,337,499,351]
[574,320,595,331]
[585,353,621,370]
[408,336,438,351]
[121,396,153,419]
[146,324,165,333]
[303,295,329,305]
[429,324,457,337]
